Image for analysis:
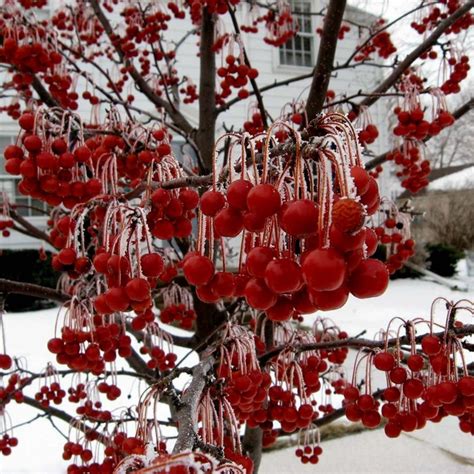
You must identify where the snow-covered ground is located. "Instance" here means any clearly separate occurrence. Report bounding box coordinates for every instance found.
[260,416,474,474]
[1,270,473,473]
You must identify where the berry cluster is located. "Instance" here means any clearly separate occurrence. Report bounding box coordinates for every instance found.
[358,124,379,146]
[183,118,388,321]
[18,0,47,8]
[140,344,178,371]
[260,7,295,47]
[180,79,199,104]
[189,0,240,24]
[0,36,62,75]
[264,384,316,433]
[393,106,454,139]
[411,2,474,35]
[350,107,379,146]
[0,374,25,406]
[159,304,196,329]
[344,305,474,437]
[0,16,78,110]
[355,27,396,62]
[93,255,154,315]
[111,432,145,456]
[216,50,259,105]
[48,319,132,374]
[0,433,18,456]
[62,442,94,464]
[243,111,265,136]
[295,445,323,465]
[4,111,181,211]
[97,381,121,401]
[34,382,66,408]
[338,24,351,39]
[317,23,350,40]
[149,187,199,240]
[374,217,416,274]
[76,399,112,422]
[441,55,470,95]
[225,370,272,424]
[67,383,87,403]
[387,141,430,193]
[314,326,349,365]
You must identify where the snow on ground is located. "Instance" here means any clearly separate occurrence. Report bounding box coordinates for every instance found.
[260,416,474,474]
[1,275,473,473]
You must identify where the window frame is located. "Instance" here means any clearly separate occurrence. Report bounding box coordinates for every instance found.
[276,0,316,71]
[0,133,49,219]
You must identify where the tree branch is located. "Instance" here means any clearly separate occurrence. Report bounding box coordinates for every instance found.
[9,209,53,245]
[124,174,212,201]
[259,324,474,365]
[366,98,474,170]
[31,76,60,108]
[22,395,110,444]
[357,1,474,110]
[0,278,68,303]
[306,0,347,121]
[340,2,439,68]
[88,0,194,136]
[227,3,269,129]
[172,356,214,453]
[216,72,314,114]
[428,163,474,182]
[196,8,217,172]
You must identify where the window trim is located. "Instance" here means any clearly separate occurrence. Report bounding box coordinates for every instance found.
[0,133,49,219]
[275,0,316,71]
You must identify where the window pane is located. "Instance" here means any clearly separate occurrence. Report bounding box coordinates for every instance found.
[279,0,313,67]
[0,136,14,175]
[295,35,302,50]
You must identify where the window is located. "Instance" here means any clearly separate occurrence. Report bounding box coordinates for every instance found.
[0,135,48,217]
[279,0,314,67]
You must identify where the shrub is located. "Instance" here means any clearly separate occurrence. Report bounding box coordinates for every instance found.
[426,243,464,277]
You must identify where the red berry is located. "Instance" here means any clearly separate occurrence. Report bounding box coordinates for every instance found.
[214,207,244,237]
[227,179,253,210]
[183,255,215,286]
[309,285,349,311]
[125,278,151,302]
[140,253,164,278]
[421,335,441,355]
[332,198,366,234]
[403,378,424,399]
[373,351,395,372]
[19,112,35,131]
[244,278,277,310]
[348,259,389,298]
[246,184,281,218]
[200,190,226,216]
[264,258,302,294]
[246,246,276,278]
[279,199,319,236]
[302,248,346,291]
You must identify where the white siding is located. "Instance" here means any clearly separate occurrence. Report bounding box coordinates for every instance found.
[0,0,392,249]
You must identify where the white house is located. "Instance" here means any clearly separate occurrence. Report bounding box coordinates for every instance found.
[0,0,391,250]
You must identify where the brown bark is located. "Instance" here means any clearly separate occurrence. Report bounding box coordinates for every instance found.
[306,0,347,121]
[196,9,217,172]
